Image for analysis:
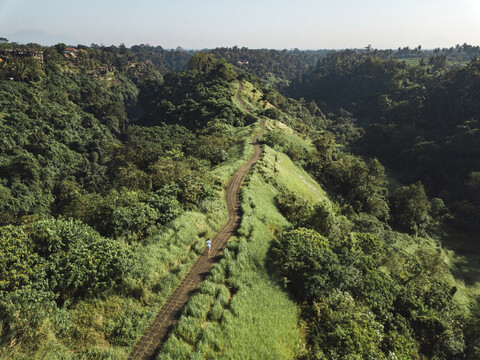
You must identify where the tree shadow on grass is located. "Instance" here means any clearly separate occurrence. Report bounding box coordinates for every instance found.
[441,226,480,286]
[451,254,480,286]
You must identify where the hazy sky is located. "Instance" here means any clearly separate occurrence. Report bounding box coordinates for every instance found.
[1,0,479,49]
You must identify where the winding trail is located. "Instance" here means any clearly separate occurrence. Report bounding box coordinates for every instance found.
[128,83,264,360]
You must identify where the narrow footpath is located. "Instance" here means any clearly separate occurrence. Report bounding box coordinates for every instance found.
[129,114,265,359]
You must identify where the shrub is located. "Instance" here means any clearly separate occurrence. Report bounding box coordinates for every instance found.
[305,202,351,241]
[0,225,54,344]
[389,182,431,234]
[209,301,224,322]
[199,281,217,296]
[173,316,203,345]
[25,218,133,302]
[183,293,214,319]
[306,290,385,359]
[157,335,193,359]
[269,227,344,301]
[109,202,159,240]
[274,188,314,225]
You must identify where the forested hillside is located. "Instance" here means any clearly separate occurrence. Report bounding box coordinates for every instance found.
[288,50,480,234]
[1,41,479,359]
[0,43,265,358]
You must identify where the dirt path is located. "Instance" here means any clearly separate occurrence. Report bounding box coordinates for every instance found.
[128,87,264,360]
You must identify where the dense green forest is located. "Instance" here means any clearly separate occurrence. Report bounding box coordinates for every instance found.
[1,41,479,359]
[288,50,480,234]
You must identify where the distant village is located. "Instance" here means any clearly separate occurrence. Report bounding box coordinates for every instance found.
[0,45,116,78]
[0,48,45,62]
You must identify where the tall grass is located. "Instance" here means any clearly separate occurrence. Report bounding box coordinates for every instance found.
[264,118,314,150]
[156,143,337,359]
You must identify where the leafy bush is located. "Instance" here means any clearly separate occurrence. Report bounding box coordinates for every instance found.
[304,202,351,241]
[269,228,345,301]
[274,188,314,225]
[305,290,385,359]
[0,225,55,344]
[25,218,133,302]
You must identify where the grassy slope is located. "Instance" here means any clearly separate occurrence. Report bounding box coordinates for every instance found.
[155,83,326,359]
[156,114,329,358]
[264,118,314,150]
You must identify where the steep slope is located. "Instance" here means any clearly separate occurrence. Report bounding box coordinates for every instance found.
[156,130,321,359]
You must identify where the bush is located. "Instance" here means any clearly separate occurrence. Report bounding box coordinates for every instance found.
[306,290,385,359]
[25,218,133,302]
[0,226,54,344]
[183,293,214,319]
[304,202,351,241]
[274,188,314,225]
[109,202,159,240]
[158,335,193,359]
[389,182,431,234]
[269,228,343,301]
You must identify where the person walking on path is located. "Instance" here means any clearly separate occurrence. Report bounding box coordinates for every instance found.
[206,239,212,255]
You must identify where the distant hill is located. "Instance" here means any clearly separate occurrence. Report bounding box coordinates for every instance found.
[5,29,78,46]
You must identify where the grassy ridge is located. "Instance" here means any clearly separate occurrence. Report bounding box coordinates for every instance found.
[264,119,314,151]
[156,88,324,359]
[156,136,338,359]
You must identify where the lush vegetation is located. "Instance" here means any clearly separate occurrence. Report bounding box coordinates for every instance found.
[1,39,480,359]
[0,44,264,359]
[288,50,480,234]
[277,50,480,359]
[262,122,478,359]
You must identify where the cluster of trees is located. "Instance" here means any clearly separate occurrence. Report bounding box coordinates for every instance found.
[0,49,243,229]
[209,47,330,88]
[269,223,476,359]
[288,50,480,234]
[428,43,480,63]
[137,53,254,129]
[392,43,480,62]
[1,219,132,340]
[268,140,475,357]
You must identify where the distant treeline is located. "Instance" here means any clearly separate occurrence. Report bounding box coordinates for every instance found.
[3,40,480,88]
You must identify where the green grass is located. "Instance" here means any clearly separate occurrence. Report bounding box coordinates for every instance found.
[156,134,341,359]
[264,119,314,151]
[259,145,327,203]
[231,80,275,114]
